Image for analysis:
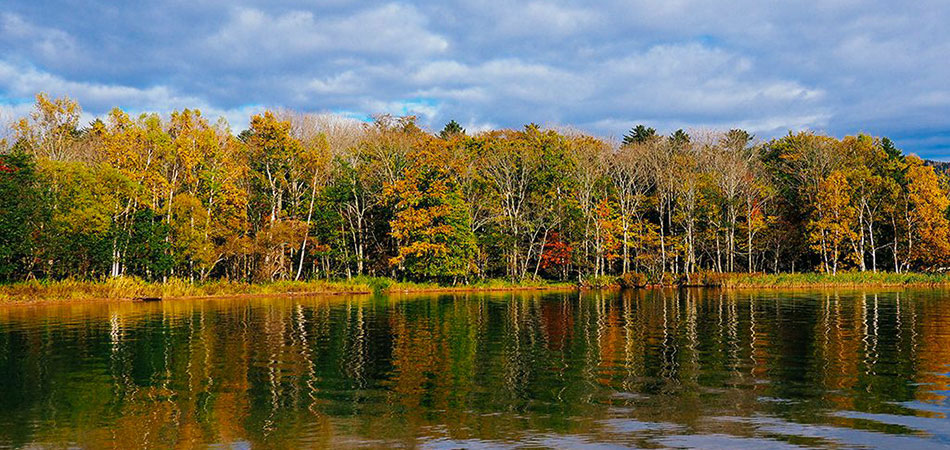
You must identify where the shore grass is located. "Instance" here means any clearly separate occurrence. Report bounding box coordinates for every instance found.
[0,276,575,304]
[586,271,950,289]
[378,277,574,294]
[3,272,950,304]
[0,277,371,303]
[718,271,950,288]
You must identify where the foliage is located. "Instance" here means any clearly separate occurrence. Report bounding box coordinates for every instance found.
[622,124,656,146]
[3,93,950,289]
[0,152,45,281]
[387,138,477,280]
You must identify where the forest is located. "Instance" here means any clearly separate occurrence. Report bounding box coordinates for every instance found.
[1,93,949,286]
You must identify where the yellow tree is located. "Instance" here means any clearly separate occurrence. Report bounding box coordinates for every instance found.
[593,198,623,276]
[903,157,950,270]
[609,140,655,274]
[13,93,82,161]
[293,131,332,280]
[810,171,858,273]
[247,111,301,222]
[386,137,476,281]
[195,121,249,279]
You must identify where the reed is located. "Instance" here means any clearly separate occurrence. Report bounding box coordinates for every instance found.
[719,271,950,288]
[0,276,574,303]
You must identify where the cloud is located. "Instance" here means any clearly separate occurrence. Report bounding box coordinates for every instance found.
[0,0,948,157]
[407,44,827,136]
[205,4,449,67]
[0,61,263,130]
[0,13,80,64]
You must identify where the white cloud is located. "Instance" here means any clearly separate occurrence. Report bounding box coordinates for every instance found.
[0,13,79,63]
[0,60,263,130]
[1,0,950,156]
[361,98,441,122]
[407,43,826,135]
[495,2,600,37]
[307,71,363,95]
[205,4,448,66]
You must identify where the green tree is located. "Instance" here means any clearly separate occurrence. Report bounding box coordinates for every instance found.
[0,152,46,281]
[622,124,656,146]
[387,138,476,281]
[123,208,173,281]
[439,120,465,139]
[669,129,690,148]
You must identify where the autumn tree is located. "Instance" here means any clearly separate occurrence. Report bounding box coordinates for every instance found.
[387,138,476,281]
[13,93,82,161]
[810,171,858,273]
[247,111,301,223]
[609,139,655,274]
[902,157,950,269]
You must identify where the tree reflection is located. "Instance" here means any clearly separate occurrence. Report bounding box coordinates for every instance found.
[0,289,947,447]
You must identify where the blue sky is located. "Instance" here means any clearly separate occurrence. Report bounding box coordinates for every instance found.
[1,1,949,158]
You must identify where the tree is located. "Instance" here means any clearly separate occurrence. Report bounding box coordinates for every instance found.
[810,171,858,273]
[622,125,656,146]
[569,135,609,276]
[387,138,476,281]
[609,140,655,274]
[13,93,82,161]
[247,111,301,223]
[669,129,690,148]
[902,157,950,269]
[5,92,950,284]
[439,120,465,139]
[763,132,845,270]
[0,152,45,281]
[123,208,173,281]
[707,130,757,272]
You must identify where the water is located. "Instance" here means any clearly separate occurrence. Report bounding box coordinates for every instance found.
[0,289,949,448]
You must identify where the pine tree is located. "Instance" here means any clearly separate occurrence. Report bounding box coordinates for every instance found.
[622,124,656,146]
[439,120,465,139]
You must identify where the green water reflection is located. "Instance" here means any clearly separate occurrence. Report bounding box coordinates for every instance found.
[1,289,949,448]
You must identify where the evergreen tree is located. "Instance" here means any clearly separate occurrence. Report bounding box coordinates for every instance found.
[0,151,44,281]
[622,124,656,146]
[669,129,690,148]
[439,120,465,139]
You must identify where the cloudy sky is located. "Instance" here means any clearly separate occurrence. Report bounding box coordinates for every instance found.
[1,1,949,158]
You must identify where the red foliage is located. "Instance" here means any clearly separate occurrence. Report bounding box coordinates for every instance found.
[540,231,572,269]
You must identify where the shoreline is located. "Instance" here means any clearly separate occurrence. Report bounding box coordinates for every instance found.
[0,278,577,306]
[3,273,950,306]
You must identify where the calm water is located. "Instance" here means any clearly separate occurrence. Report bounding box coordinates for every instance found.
[1,289,949,448]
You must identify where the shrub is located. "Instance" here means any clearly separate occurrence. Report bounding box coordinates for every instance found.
[581,274,619,289]
[618,272,647,288]
[366,277,392,295]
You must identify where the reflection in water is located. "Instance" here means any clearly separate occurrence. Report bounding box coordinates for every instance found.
[0,289,949,447]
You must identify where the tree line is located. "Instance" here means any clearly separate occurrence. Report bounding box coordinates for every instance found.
[1,93,948,284]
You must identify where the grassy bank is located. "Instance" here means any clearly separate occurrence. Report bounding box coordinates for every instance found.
[718,271,950,288]
[0,276,576,304]
[3,272,949,304]
[580,271,950,289]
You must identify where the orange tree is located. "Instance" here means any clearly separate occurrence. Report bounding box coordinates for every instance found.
[386,137,476,281]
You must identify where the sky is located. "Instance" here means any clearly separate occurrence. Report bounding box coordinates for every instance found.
[1,1,949,158]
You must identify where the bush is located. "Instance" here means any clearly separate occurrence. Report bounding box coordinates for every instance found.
[648,272,677,287]
[678,271,726,287]
[618,272,647,288]
[580,274,619,289]
[366,277,392,295]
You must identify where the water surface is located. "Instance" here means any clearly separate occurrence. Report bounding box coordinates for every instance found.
[1,289,949,448]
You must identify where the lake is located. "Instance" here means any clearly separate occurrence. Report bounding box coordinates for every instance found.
[1,288,949,448]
